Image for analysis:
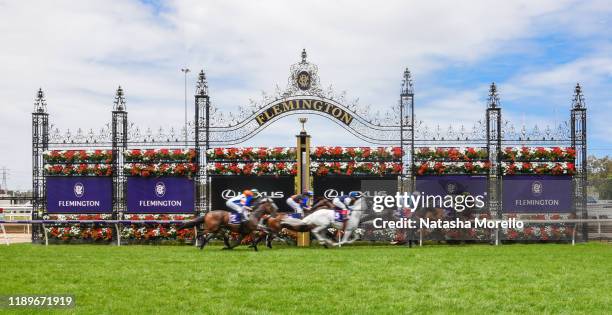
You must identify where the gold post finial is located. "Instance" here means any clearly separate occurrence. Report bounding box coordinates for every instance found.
[299,117,308,132]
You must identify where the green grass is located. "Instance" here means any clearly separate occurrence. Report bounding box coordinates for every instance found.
[0,242,611,314]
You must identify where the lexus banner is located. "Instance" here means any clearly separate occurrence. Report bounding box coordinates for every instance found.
[313,176,398,223]
[313,176,398,200]
[502,175,572,213]
[210,176,295,211]
[127,177,194,213]
[47,177,113,213]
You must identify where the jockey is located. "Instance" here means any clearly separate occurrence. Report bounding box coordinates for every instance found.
[286,190,313,218]
[332,191,361,233]
[226,189,258,223]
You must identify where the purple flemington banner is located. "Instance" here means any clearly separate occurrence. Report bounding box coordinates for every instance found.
[502,175,572,213]
[416,175,487,196]
[127,177,194,213]
[415,175,487,210]
[47,177,113,213]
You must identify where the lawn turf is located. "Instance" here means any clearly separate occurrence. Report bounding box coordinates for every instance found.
[0,242,610,314]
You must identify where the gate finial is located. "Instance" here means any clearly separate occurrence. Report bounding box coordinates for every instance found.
[401,68,413,96]
[114,86,126,111]
[487,82,500,109]
[572,83,585,109]
[196,70,208,96]
[301,49,307,63]
[34,88,47,113]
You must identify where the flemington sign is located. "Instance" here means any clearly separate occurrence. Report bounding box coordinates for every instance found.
[254,98,354,126]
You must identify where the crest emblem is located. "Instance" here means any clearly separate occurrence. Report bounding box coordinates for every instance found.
[297,71,311,90]
[155,182,166,198]
[446,182,458,194]
[73,182,85,198]
[531,181,543,196]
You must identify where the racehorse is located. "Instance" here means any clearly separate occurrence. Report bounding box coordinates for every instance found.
[253,212,298,248]
[177,198,278,251]
[280,198,365,247]
[254,197,336,248]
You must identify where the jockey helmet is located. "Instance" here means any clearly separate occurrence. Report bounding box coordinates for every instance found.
[303,190,314,196]
[349,191,362,198]
[243,190,254,197]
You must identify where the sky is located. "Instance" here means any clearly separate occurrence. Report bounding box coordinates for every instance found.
[0,0,611,190]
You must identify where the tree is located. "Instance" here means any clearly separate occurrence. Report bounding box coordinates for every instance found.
[587,155,612,199]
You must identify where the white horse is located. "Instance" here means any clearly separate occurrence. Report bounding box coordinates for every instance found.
[281,198,365,247]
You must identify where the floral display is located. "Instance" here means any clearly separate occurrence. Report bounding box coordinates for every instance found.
[121,214,195,241]
[501,147,575,162]
[311,161,402,176]
[124,149,198,177]
[207,147,295,161]
[44,150,113,176]
[46,214,112,220]
[43,214,196,242]
[503,214,574,241]
[45,226,114,241]
[44,164,113,176]
[124,148,197,162]
[502,161,575,176]
[208,162,297,176]
[43,150,113,164]
[206,146,403,161]
[415,147,488,161]
[125,163,198,177]
[120,225,194,241]
[311,146,402,161]
[413,161,491,175]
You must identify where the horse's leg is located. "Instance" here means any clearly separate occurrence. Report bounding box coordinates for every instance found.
[199,233,214,250]
[249,234,259,252]
[221,230,232,249]
[265,233,273,248]
[227,233,244,249]
[311,225,332,247]
[251,232,268,248]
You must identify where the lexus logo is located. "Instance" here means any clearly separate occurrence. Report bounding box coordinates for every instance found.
[221,189,238,200]
[323,189,365,199]
[73,182,85,198]
[221,189,284,200]
[323,189,340,199]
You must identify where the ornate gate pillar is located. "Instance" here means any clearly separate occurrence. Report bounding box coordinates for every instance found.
[195,70,210,213]
[486,83,502,220]
[32,88,49,243]
[571,83,587,240]
[112,86,128,219]
[399,68,414,193]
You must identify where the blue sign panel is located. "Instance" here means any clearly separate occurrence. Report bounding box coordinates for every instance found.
[127,177,194,213]
[502,175,572,213]
[47,177,113,213]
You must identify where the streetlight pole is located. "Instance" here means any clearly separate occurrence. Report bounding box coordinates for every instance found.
[181,67,191,148]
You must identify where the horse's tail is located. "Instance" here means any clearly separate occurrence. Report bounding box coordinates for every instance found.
[280,217,310,232]
[176,214,206,230]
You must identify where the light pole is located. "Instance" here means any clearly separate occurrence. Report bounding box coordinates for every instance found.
[181,67,191,148]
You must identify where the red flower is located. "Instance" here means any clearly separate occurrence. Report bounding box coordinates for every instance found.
[392,147,402,159]
[417,163,428,176]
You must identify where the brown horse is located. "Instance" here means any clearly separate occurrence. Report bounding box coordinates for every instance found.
[177,198,278,251]
[255,212,298,248]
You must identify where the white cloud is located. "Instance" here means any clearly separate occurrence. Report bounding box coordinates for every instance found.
[0,0,610,189]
